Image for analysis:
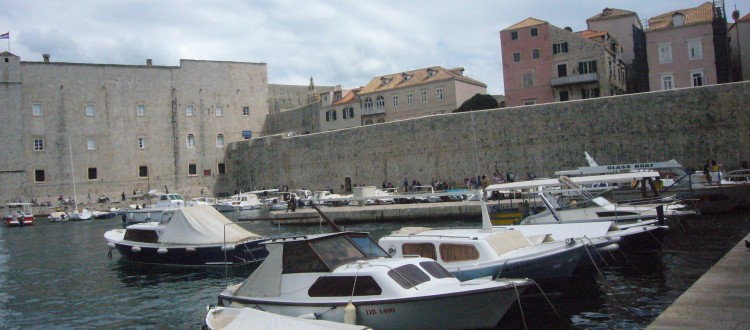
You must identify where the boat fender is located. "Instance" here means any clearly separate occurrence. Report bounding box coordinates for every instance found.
[132,246,141,253]
[186,247,196,253]
[344,300,357,325]
[107,242,116,249]
[221,245,235,251]
[157,248,168,254]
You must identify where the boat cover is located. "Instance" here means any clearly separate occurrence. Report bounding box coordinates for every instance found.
[158,206,263,244]
[485,230,532,256]
[232,243,283,297]
[217,307,368,330]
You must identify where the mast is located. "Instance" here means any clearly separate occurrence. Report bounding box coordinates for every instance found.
[68,135,78,212]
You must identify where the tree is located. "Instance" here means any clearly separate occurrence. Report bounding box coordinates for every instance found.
[453,93,499,113]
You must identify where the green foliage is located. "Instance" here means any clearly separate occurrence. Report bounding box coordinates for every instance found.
[453,94,499,113]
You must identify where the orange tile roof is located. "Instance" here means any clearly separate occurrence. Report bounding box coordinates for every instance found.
[578,30,609,39]
[358,66,485,95]
[647,2,714,31]
[331,88,361,106]
[502,17,547,32]
[587,8,638,22]
[739,12,750,22]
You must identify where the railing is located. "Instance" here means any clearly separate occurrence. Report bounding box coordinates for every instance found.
[550,73,598,86]
[361,107,385,115]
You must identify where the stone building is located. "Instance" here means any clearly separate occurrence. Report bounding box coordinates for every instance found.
[729,12,750,81]
[319,87,362,132]
[501,18,626,107]
[0,53,282,202]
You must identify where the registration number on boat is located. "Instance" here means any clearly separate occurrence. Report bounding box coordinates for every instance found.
[365,307,396,315]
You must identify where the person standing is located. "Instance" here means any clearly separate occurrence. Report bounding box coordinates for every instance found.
[703,160,712,185]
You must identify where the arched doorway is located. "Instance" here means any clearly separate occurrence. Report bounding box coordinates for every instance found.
[344,177,352,193]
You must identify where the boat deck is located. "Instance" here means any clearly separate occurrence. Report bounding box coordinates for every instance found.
[648,232,750,329]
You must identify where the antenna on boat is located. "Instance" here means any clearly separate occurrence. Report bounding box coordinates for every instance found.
[310,202,342,232]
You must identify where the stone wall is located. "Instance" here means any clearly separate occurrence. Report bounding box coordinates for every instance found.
[263,101,322,136]
[224,81,750,193]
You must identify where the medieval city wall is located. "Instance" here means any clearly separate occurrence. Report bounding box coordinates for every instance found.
[223,81,750,193]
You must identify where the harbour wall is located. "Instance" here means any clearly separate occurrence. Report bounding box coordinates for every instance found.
[221,81,750,193]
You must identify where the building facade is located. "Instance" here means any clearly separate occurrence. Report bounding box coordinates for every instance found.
[501,18,626,107]
[357,66,487,124]
[645,2,730,91]
[319,87,362,131]
[0,53,271,202]
[729,12,750,81]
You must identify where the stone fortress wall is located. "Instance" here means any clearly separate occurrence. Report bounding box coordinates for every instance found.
[221,81,750,193]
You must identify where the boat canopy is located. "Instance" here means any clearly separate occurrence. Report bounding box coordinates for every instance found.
[158,206,262,245]
[486,171,661,192]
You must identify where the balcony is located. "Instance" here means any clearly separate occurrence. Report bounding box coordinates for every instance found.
[361,107,385,115]
[550,73,599,87]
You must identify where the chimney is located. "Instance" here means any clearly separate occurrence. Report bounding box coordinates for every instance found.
[146,59,152,67]
[43,54,50,63]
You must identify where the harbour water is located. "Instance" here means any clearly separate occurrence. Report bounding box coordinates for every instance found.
[1,208,749,329]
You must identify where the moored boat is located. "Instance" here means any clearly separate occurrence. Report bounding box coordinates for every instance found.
[3,203,34,227]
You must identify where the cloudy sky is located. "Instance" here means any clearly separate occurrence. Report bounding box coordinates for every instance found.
[2,0,748,94]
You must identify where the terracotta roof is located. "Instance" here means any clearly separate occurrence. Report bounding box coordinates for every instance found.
[578,30,609,39]
[647,2,714,31]
[501,17,547,32]
[331,88,361,106]
[358,66,486,95]
[587,8,638,22]
[739,12,750,22]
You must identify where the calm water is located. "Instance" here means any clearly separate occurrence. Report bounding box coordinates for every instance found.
[1,208,749,329]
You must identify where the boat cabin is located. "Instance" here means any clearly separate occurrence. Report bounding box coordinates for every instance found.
[4,203,34,227]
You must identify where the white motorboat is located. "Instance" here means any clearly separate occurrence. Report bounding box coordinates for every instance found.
[216,231,531,329]
[48,211,69,222]
[312,190,352,206]
[105,206,268,266]
[348,186,397,206]
[205,306,371,330]
[124,193,187,223]
[3,203,34,227]
[216,193,262,211]
[68,208,92,221]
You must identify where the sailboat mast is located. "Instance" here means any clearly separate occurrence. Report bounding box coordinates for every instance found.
[68,135,78,211]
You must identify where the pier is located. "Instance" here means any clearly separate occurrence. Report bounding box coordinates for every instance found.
[648,233,750,329]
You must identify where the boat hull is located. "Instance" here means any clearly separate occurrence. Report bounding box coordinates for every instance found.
[219,281,527,330]
[110,240,268,266]
[4,215,34,227]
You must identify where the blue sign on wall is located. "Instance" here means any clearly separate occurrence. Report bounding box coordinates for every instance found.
[242,130,252,139]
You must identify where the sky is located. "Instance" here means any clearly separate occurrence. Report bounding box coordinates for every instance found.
[2,0,748,94]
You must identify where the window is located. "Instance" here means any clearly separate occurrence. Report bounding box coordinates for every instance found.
[187,134,195,148]
[388,264,430,289]
[242,106,250,116]
[420,91,427,102]
[582,87,601,99]
[511,31,518,40]
[557,64,567,77]
[661,74,675,90]
[439,244,480,262]
[136,104,145,116]
[559,91,569,101]
[215,105,223,117]
[377,118,385,123]
[186,105,194,117]
[364,97,373,110]
[218,163,226,175]
[85,104,95,117]
[138,137,147,149]
[34,138,44,151]
[553,42,568,54]
[325,110,337,121]
[88,168,97,180]
[308,276,382,297]
[392,95,398,107]
[532,48,540,60]
[343,108,354,119]
[522,72,534,88]
[688,39,703,60]
[578,61,597,74]
[691,70,704,87]
[216,134,224,147]
[188,163,197,176]
[138,166,148,178]
[407,93,413,105]
[658,43,672,64]
[403,243,437,260]
[364,119,373,125]
[513,52,521,62]
[87,138,96,150]
[523,99,537,105]
[34,170,45,183]
[530,27,538,37]
[32,103,43,116]
[419,261,453,279]
[436,88,443,100]
[375,96,385,110]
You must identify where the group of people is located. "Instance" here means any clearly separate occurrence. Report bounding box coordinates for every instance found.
[703,159,721,185]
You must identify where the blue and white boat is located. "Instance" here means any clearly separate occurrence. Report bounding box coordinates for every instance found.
[104,206,268,266]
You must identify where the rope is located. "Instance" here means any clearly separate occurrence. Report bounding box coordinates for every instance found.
[512,281,528,330]
[107,248,113,260]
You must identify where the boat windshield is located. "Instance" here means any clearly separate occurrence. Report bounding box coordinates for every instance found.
[348,234,390,258]
[310,235,368,269]
[168,194,184,201]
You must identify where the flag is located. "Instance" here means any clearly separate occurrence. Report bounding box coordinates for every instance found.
[0,32,8,39]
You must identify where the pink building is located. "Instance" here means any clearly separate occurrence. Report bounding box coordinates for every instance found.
[645,2,731,91]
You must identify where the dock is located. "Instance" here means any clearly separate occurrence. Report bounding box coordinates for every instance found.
[648,233,750,329]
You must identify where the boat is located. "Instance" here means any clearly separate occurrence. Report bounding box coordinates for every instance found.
[48,211,69,222]
[68,208,93,220]
[91,210,118,219]
[216,193,262,211]
[205,306,371,330]
[4,203,34,227]
[191,196,218,206]
[348,186,397,206]
[312,190,352,206]
[104,205,268,266]
[215,231,532,329]
[557,153,750,213]
[123,193,188,224]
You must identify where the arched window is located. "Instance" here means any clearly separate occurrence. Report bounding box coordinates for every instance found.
[364,97,373,110]
[377,118,385,123]
[187,134,196,148]
[364,119,373,125]
[376,96,385,110]
[216,134,225,147]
